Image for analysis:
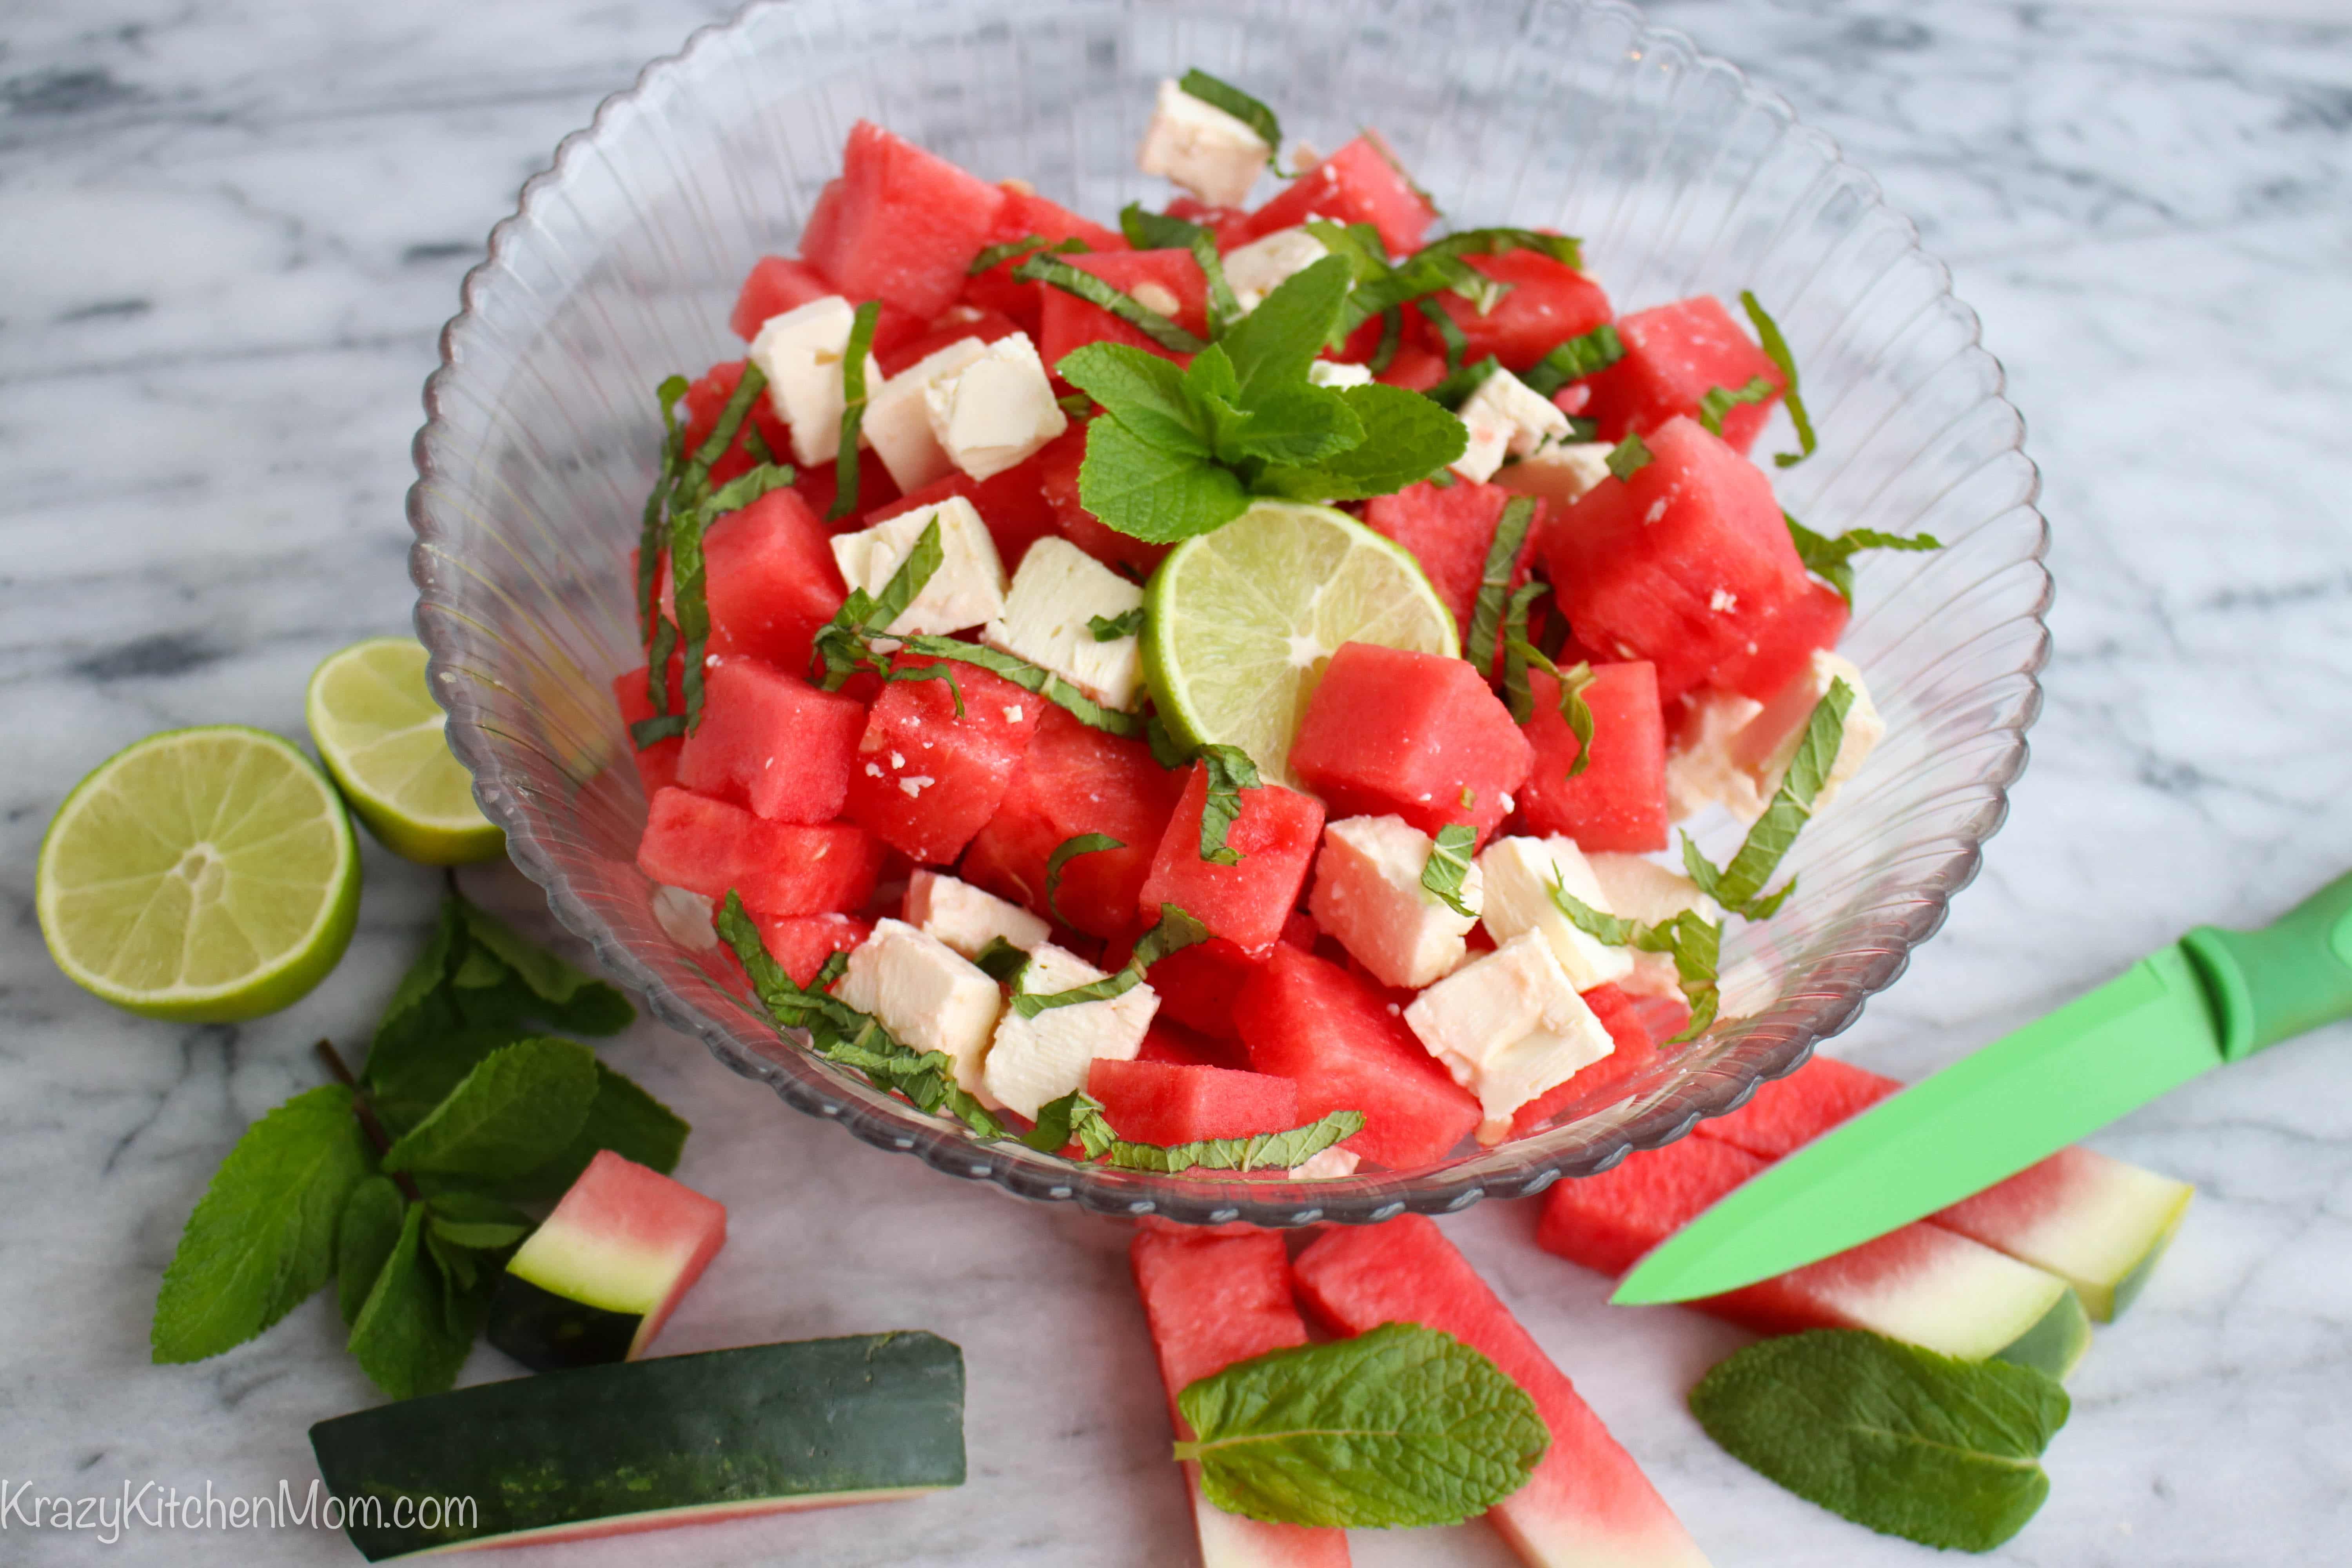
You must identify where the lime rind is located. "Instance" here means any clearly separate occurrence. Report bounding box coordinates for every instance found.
[306,636,505,866]
[36,725,362,1022]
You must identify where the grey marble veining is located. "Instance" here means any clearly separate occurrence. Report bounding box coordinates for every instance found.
[4,0,2350,1563]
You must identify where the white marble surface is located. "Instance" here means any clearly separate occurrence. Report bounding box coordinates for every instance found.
[4,0,2351,1563]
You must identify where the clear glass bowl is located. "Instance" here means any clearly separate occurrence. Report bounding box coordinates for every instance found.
[410,0,2049,1226]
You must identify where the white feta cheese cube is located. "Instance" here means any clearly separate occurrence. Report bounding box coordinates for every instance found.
[863,337,988,492]
[747,295,883,468]
[904,869,1051,959]
[1729,650,1884,816]
[1307,815,1479,988]
[1403,931,1615,1142]
[1450,410,1512,483]
[828,495,1008,636]
[982,943,1158,1119]
[1664,689,1767,821]
[1136,78,1272,209]
[835,918,1005,1104]
[1307,359,1375,390]
[1583,853,1722,1004]
[924,331,1068,481]
[1494,440,1614,508]
[1459,366,1572,461]
[978,537,1147,710]
[1221,226,1328,312]
[1475,835,1636,991]
[1287,1147,1361,1181]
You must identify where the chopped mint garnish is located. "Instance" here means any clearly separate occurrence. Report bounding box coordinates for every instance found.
[1016,251,1207,354]
[1784,511,1944,606]
[1009,906,1210,1018]
[1690,1330,2068,1552]
[1415,295,1469,372]
[1120,202,1212,251]
[1089,607,1146,641]
[1146,714,1198,770]
[1505,633,1595,776]
[1193,229,1245,337]
[1520,323,1624,397]
[1424,353,1501,411]
[1682,677,1854,918]
[1419,824,1479,918]
[825,300,882,521]
[967,232,1088,274]
[1367,305,1404,373]
[1178,68,1282,152]
[1546,875,1722,1042]
[1197,744,1261,866]
[1024,1087,1364,1174]
[811,517,944,689]
[899,635,1143,736]
[1604,430,1653,481]
[1466,495,1539,673]
[1045,832,1125,924]
[971,936,1032,987]
[636,374,690,645]
[1495,581,1552,726]
[1176,1322,1548,1527]
[1740,291,1817,467]
[1697,374,1775,440]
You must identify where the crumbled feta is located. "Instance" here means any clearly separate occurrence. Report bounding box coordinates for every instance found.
[863,336,988,492]
[1307,815,1479,989]
[828,495,1008,636]
[1451,408,1512,483]
[1474,835,1637,991]
[924,331,1067,482]
[1287,1147,1361,1181]
[1307,359,1375,390]
[982,944,1158,1118]
[1403,931,1615,1143]
[1136,78,1271,208]
[898,775,934,797]
[746,295,883,468]
[1710,587,1738,613]
[835,918,1005,1104]
[650,885,717,952]
[1729,650,1884,817]
[904,869,1050,959]
[1221,227,1328,312]
[1493,439,1614,508]
[1453,368,1571,482]
[977,537,1146,711]
[1664,689,1767,821]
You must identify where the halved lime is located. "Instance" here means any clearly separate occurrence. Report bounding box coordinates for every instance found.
[37,726,362,1022]
[306,636,505,865]
[1142,502,1458,785]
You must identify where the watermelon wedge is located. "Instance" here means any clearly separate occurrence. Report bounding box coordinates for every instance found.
[1292,1217,1709,1568]
[1129,1230,1351,1568]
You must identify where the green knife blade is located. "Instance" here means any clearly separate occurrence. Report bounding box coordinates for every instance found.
[1613,868,2352,1307]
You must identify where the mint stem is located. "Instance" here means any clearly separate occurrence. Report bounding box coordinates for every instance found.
[314,1039,421,1203]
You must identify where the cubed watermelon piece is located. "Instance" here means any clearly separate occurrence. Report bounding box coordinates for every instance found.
[753,912,871,989]
[612,661,683,798]
[1289,643,1534,843]
[1235,946,1481,1169]
[1037,250,1208,369]
[675,658,866,823]
[1129,1231,1352,1568]
[799,121,1008,320]
[1139,764,1325,956]
[1163,196,1256,248]
[1506,982,1669,1139]
[637,788,883,915]
[960,705,1187,938]
[842,653,1041,865]
[1581,296,1787,456]
[1514,661,1667,853]
[791,447,902,529]
[1360,478,1538,646]
[1135,1021,1247,1071]
[873,303,1022,379]
[1089,1058,1301,1144]
[680,359,794,490]
[963,189,1129,333]
[1692,1053,1900,1160]
[1375,343,1449,393]
[1423,252,1613,372]
[1539,415,1812,702]
[1242,134,1437,255]
[867,445,1060,572]
[729,255,927,356]
[702,488,848,675]
[1535,1136,2091,1378]
[1712,577,1851,703]
[1107,933,1267,1041]
[1036,422,1171,577]
[1293,1217,1710,1568]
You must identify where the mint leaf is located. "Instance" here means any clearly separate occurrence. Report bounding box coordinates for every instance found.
[1220,255,1354,404]
[895,634,1146,736]
[1740,290,1818,467]
[1147,714,1197,770]
[335,1176,407,1329]
[453,903,632,1033]
[1605,431,1652,481]
[1466,495,1538,672]
[1046,832,1125,923]
[1546,878,1722,1043]
[1255,383,1468,501]
[657,363,772,740]
[1076,414,1252,543]
[1022,1089,1115,1156]
[972,936,1033,987]
[1420,824,1479,918]
[151,1085,373,1364]
[1497,581,1550,721]
[491,1062,690,1202]
[1193,230,1245,338]
[1058,344,1214,457]
[1506,636,1594,774]
[969,233,1087,274]
[1176,1322,1550,1528]
[1690,1330,2068,1552]
[1415,295,1469,372]
[380,1037,599,1180]
[425,1191,534,1252]
[1010,905,1210,1018]
[635,373,691,648]
[1784,511,1943,607]
[1089,608,1145,641]
[1425,354,1500,412]
[1682,677,1854,917]
[1098,1109,1363,1173]
[826,300,882,520]
[1197,744,1261,865]
[1178,68,1281,151]
[1697,374,1775,439]
[1218,385,1365,466]
[1016,252,1206,354]
[346,1203,485,1400]
[1520,322,1625,397]
[1121,203,1211,251]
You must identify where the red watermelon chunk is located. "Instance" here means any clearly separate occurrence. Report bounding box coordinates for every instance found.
[636,788,882,915]
[1713,577,1850,703]
[1129,1231,1352,1568]
[612,661,683,798]
[842,653,1040,865]
[874,302,1022,379]
[1292,1217,1710,1568]
[1514,661,1668,853]
[1581,296,1786,456]
[1134,1022,1246,1071]
[1105,931,1267,1041]
[1289,643,1534,844]
[963,189,1128,333]
[1376,343,1449,392]
[1242,133,1437,255]
[960,704,1186,938]
[1423,252,1613,372]
[675,658,866,823]
[1163,196,1256,248]
[1088,1058,1301,1144]
[702,488,848,676]
[1036,422,1171,577]
[752,912,871,989]
[799,121,1007,319]
[1538,415,1811,702]
[1235,946,1480,1169]
[866,445,1060,572]
[1692,1052,1899,1161]
[1139,764,1325,956]
[1037,250,1208,369]
[680,359,793,490]
[1507,983,1669,1138]
[791,447,902,529]
[1361,478,1538,646]
[728,255,927,356]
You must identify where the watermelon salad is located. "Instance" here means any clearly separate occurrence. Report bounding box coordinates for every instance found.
[623,69,1940,1179]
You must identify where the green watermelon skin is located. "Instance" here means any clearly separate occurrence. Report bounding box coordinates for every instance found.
[309,1334,964,1560]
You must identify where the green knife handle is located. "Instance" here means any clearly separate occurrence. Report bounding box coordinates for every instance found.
[2181,868,2352,1061]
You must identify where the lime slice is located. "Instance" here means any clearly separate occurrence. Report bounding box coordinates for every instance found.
[306,636,505,865]
[37,726,361,1022]
[1143,501,1458,786]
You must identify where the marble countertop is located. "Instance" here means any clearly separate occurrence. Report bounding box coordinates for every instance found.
[5,0,2350,1563]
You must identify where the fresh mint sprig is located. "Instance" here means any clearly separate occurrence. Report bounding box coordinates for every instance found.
[1784,511,1944,606]
[1681,678,1855,919]
[1419,824,1479,918]
[1740,291,1817,467]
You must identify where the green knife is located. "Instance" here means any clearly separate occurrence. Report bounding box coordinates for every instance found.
[1612,868,2352,1307]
